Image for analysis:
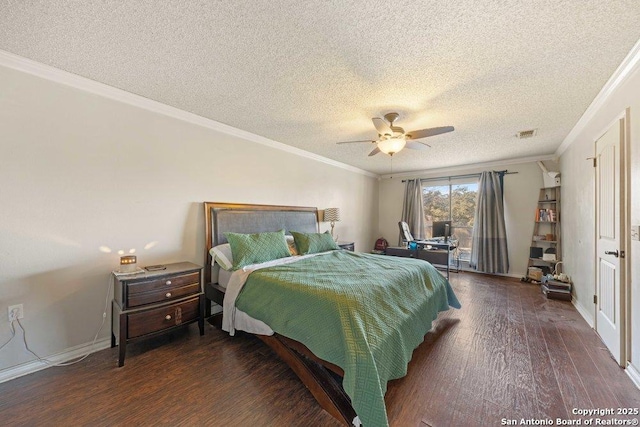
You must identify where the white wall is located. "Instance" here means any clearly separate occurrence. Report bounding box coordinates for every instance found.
[558,56,639,370]
[0,63,379,375]
[377,161,544,278]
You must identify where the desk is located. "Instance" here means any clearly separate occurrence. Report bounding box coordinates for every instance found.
[422,239,458,276]
[385,240,457,279]
[418,240,457,251]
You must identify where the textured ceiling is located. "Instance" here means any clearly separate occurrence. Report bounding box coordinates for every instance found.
[1,1,639,175]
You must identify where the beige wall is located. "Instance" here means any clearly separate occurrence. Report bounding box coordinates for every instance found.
[377,161,544,278]
[558,64,640,369]
[558,133,596,321]
[0,64,379,374]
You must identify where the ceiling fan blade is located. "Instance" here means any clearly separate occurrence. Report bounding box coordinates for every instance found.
[372,117,393,136]
[336,139,376,144]
[406,126,455,140]
[368,147,381,156]
[406,141,431,150]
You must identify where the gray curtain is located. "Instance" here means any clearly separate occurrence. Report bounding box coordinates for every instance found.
[400,179,426,244]
[470,171,509,273]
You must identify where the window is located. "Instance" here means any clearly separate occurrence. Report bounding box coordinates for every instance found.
[422,179,479,262]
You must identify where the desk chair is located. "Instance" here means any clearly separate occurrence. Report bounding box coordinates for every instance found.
[399,221,414,243]
[399,221,435,244]
[398,221,445,243]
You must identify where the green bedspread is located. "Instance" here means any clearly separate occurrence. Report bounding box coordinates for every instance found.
[234,250,460,427]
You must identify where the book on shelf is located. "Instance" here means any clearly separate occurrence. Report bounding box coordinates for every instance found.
[535,208,556,222]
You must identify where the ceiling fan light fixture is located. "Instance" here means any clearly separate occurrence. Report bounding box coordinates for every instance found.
[378,136,406,155]
[336,112,454,157]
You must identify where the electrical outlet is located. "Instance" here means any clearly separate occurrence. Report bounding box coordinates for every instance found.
[8,304,24,322]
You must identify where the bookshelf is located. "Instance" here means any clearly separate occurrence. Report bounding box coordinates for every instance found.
[526,186,561,282]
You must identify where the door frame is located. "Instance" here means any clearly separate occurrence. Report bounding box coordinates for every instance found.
[593,108,631,367]
[623,107,632,368]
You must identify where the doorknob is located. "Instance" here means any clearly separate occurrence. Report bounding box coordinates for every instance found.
[604,250,619,257]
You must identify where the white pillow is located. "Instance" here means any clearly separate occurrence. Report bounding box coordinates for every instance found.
[209,243,233,270]
[217,268,233,288]
[285,235,299,256]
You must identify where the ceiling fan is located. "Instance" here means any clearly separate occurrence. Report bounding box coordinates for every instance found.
[337,112,454,156]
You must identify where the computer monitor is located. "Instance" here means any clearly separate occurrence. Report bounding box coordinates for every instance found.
[432,221,452,240]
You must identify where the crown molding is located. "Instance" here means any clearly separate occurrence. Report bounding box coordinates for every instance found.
[0,50,377,179]
[556,38,640,156]
[378,153,557,180]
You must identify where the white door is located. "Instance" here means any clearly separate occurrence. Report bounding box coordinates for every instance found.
[595,117,625,366]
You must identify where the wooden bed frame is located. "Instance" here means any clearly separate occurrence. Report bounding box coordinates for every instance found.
[203,202,356,425]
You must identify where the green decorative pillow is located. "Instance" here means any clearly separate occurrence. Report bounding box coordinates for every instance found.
[290,231,340,255]
[224,230,290,270]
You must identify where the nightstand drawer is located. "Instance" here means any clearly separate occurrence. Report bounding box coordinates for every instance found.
[127,282,201,308]
[127,271,199,295]
[338,242,355,251]
[127,296,200,339]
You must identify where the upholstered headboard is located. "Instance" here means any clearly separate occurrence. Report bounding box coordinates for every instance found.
[203,202,319,284]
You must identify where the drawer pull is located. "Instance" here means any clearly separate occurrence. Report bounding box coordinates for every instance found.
[165,292,172,298]
[166,280,172,285]
[165,314,172,321]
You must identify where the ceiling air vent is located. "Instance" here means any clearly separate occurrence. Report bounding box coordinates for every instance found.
[516,129,538,139]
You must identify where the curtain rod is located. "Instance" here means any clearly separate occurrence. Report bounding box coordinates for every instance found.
[401,170,517,183]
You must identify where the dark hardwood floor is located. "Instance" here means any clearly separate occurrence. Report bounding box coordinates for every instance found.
[1,272,639,426]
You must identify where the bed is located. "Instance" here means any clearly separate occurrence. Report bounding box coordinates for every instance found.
[203,202,460,427]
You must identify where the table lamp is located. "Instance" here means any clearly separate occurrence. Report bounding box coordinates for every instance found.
[324,208,340,240]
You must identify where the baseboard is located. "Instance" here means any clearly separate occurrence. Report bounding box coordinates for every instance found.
[0,337,111,384]
[573,297,594,328]
[626,362,640,389]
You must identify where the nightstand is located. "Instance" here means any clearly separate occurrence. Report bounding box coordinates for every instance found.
[111,261,204,367]
[338,241,355,251]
